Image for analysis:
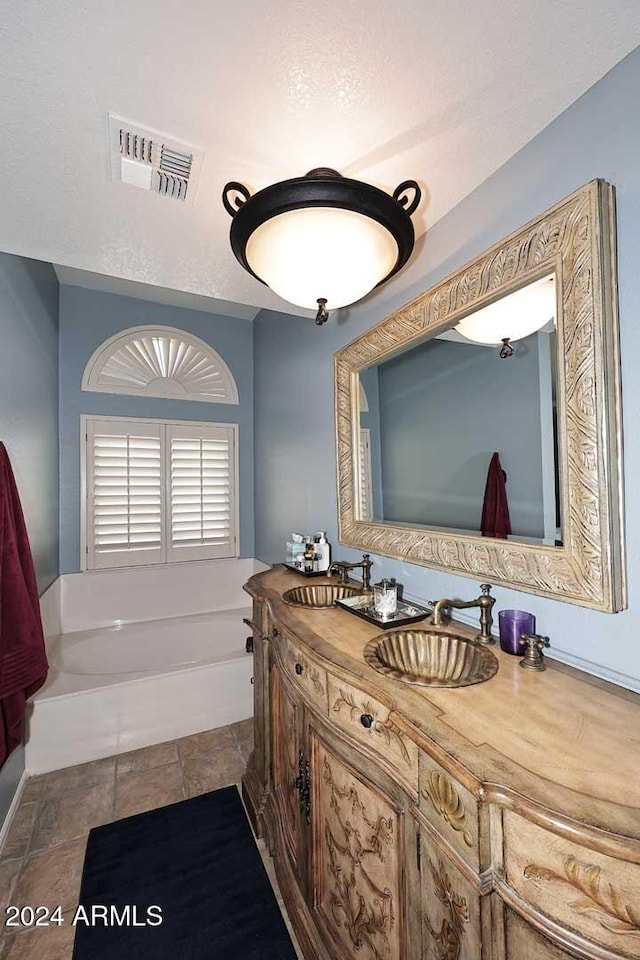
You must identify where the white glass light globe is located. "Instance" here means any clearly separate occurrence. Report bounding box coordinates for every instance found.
[456,275,556,345]
[245,207,399,311]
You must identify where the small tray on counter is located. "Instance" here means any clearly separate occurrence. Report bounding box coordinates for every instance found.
[283,563,331,578]
[335,594,432,629]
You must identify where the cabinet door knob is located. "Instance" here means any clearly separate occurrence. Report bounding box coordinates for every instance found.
[295,662,303,676]
[360,713,374,728]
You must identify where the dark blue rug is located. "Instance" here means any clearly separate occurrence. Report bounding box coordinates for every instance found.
[73,786,297,959]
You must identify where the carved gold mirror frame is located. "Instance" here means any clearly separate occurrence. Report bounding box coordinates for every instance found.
[335,180,626,612]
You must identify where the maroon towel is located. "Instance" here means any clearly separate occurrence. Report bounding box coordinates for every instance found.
[481,452,512,539]
[0,443,48,768]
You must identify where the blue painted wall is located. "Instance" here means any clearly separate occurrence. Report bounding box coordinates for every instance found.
[59,286,254,573]
[376,335,545,537]
[254,46,640,690]
[0,252,59,822]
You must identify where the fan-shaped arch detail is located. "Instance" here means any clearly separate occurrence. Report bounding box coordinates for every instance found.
[82,326,239,404]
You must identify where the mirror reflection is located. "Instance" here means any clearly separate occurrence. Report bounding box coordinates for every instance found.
[357,275,562,546]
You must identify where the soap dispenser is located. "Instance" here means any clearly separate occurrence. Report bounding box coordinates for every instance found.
[315,532,331,572]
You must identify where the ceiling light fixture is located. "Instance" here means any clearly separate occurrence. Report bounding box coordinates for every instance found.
[455,275,556,357]
[222,168,421,324]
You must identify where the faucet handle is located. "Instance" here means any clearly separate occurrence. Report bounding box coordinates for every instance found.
[479,583,493,596]
[519,634,550,671]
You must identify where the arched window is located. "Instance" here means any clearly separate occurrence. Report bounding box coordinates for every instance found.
[82,326,239,404]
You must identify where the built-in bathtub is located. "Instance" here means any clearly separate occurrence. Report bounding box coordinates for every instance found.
[26,558,266,774]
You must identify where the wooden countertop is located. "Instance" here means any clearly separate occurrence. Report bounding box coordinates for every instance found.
[246,566,640,845]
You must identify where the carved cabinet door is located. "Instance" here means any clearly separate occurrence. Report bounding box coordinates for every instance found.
[306,718,421,960]
[420,834,483,960]
[271,658,304,882]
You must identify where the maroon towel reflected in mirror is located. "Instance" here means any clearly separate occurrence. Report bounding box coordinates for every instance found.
[0,443,48,769]
[481,452,512,539]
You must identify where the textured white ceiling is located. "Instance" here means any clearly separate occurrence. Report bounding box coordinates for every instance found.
[2,1,640,319]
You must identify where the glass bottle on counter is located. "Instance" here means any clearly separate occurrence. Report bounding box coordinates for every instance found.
[373,579,398,620]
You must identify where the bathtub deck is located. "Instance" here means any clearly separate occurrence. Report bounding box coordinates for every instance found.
[37,605,253,698]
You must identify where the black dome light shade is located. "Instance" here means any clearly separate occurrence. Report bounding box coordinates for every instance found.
[222,168,421,324]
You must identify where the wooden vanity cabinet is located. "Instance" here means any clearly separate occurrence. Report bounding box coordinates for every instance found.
[243,568,640,960]
[271,659,304,883]
[306,717,422,960]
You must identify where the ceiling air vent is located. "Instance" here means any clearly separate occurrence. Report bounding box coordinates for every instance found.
[108,114,203,206]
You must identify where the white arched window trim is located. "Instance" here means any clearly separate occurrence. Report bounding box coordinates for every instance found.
[82,325,239,405]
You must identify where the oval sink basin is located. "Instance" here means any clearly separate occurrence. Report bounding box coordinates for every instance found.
[364,629,498,687]
[282,584,362,609]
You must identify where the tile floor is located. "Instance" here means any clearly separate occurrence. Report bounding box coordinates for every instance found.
[0,720,302,959]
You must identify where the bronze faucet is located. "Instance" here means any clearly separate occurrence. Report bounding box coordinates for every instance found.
[330,554,373,591]
[431,583,496,645]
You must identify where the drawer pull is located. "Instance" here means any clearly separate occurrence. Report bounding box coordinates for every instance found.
[360,713,374,728]
[295,662,304,676]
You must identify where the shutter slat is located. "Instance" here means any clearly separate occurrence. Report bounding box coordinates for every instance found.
[169,434,233,550]
[91,430,163,560]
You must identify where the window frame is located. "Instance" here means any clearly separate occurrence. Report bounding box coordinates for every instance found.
[80,414,240,572]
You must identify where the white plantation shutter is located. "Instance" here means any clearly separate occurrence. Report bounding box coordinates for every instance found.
[87,420,163,568]
[84,418,238,569]
[358,428,373,521]
[167,424,236,561]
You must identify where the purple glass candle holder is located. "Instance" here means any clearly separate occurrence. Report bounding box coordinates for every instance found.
[498,609,536,656]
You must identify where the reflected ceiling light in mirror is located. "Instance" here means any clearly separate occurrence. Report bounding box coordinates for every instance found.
[222,169,421,324]
[455,275,556,356]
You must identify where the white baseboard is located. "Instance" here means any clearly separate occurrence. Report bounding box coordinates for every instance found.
[0,769,28,856]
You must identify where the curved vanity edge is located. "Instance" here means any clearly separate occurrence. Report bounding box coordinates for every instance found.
[494,876,629,960]
[482,784,640,865]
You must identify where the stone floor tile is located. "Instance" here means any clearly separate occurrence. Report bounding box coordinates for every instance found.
[0,859,22,912]
[0,911,76,960]
[234,721,254,756]
[116,740,179,777]
[11,839,86,913]
[232,717,254,744]
[115,762,184,820]
[176,725,238,759]
[29,782,114,853]
[21,757,116,803]
[1,803,39,861]
[182,747,245,798]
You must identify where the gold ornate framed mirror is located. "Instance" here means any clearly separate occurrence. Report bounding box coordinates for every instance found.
[335,180,626,612]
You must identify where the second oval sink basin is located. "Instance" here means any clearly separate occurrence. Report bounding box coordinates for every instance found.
[283,584,362,609]
[364,629,498,687]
